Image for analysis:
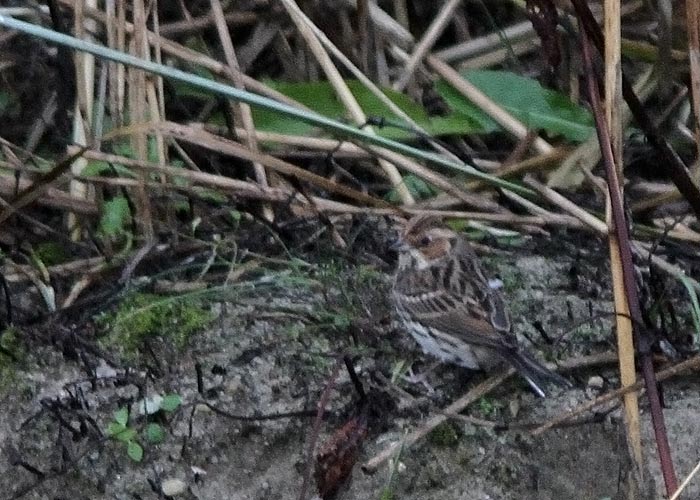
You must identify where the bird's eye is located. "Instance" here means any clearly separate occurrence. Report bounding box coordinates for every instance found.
[419,235,432,246]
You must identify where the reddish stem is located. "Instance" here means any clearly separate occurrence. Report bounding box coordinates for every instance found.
[578,26,678,495]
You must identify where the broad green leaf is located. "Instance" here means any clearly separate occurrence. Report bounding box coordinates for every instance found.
[112,141,134,158]
[127,441,144,462]
[82,160,136,178]
[385,174,438,203]
[106,422,127,437]
[249,80,492,139]
[440,70,594,142]
[145,423,165,444]
[99,197,131,237]
[160,394,182,412]
[114,428,138,443]
[114,407,129,426]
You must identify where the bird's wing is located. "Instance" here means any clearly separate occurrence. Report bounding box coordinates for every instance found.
[410,292,515,351]
[395,239,516,351]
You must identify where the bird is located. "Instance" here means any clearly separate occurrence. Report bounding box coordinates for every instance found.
[391,214,570,397]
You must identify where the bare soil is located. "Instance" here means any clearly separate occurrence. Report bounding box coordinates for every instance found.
[1,226,699,500]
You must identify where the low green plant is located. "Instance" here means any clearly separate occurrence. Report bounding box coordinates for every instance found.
[478,397,500,417]
[428,422,461,447]
[106,393,182,462]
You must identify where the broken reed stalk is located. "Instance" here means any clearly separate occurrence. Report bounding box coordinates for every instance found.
[579,28,678,494]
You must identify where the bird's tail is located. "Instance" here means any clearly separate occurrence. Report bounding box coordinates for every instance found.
[502,348,571,398]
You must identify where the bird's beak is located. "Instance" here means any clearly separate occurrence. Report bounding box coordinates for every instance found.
[389,236,408,252]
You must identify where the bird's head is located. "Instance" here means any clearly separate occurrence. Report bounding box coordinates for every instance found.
[393,215,457,269]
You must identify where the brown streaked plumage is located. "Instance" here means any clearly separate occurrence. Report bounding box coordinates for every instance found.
[391,215,569,397]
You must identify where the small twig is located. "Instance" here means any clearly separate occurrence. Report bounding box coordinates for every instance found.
[361,371,511,474]
[669,458,700,500]
[532,355,700,436]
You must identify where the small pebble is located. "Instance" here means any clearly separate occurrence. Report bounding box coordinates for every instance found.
[587,376,604,390]
[509,398,520,418]
[161,478,187,496]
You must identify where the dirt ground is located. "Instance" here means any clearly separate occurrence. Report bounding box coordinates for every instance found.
[1,225,699,500]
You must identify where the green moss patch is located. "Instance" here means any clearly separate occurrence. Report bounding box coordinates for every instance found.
[97,292,215,356]
[427,422,461,447]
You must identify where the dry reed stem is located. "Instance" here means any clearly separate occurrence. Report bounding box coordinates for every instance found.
[426,55,553,155]
[393,0,462,91]
[103,123,391,207]
[457,38,541,70]
[206,124,500,211]
[465,148,572,190]
[209,0,273,221]
[56,0,312,113]
[280,0,414,205]
[435,21,535,63]
[0,175,97,214]
[603,0,643,478]
[128,0,155,242]
[523,175,608,233]
[68,0,97,239]
[361,352,626,474]
[342,0,413,47]
[285,2,463,164]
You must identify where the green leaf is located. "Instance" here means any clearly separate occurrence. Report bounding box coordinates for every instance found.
[106,422,127,437]
[99,197,131,237]
[385,174,439,203]
[441,70,594,142]
[249,80,491,139]
[160,394,182,412]
[112,141,134,158]
[192,186,228,204]
[82,160,135,178]
[145,423,165,444]
[229,210,242,223]
[114,428,138,443]
[127,441,144,462]
[114,407,129,426]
